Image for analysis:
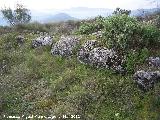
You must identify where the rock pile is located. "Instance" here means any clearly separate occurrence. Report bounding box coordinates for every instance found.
[88,47,117,68]
[148,57,160,67]
[78,40,125,73]
[51,36,80,56]
[133,70,160,91]
[32,36,53,48]
[78,40,98,64]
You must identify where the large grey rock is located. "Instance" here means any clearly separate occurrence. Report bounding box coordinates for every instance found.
[148,57,160,67]
[88,47,117,68]
[77,40,125,73]
[77,40,98,64]
[32,36,53,48]
[83,40,98,51]
[133,70,160,91]
[51,36,80,57]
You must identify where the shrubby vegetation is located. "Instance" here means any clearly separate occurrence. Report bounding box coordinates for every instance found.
[0,7,160,120]
[78,16,105,34]
[125,48,150,73]
[77,11,160,73]
[78,14,160,51]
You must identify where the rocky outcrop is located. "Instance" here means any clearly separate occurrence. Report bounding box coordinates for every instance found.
[77,40,98,64]
[133,70,160,91]
[88,47,117,68]
[51,36,80,57]
[77,40,125,73]
[32,36,53,48]
[148,57,160,67]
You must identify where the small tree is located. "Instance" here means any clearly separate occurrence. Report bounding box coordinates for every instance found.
[1,4,31,26]
[113,8,131,16]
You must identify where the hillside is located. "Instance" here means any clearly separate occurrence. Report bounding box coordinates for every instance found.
[0,11,160,120]
[43,13,77,23]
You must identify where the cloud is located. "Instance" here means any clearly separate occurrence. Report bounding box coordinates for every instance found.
[0,0,157,10]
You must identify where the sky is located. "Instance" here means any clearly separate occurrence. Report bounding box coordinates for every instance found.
[0,0,158,10]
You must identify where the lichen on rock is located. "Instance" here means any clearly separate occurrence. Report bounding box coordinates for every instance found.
[32,35,53,48]
[51,36,80,57]
[133,70,160,91]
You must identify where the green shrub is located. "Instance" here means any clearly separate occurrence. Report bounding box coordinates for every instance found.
[15,22,49,32]
[125,48,150,73]
[103,14,142,51]
[77,14,160,51]
[78,23,96,34]
[0,33,20,50]
[141,24,160,47]
[78,16,105,35]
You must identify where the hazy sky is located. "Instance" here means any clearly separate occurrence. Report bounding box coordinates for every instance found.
[0,0,158,10]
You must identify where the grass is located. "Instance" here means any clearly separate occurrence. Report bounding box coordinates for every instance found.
[0,27,160,120]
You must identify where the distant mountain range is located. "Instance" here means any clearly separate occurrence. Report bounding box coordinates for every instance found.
[0,7,160,26]
[42,13,77,23]
[131,8,160,16]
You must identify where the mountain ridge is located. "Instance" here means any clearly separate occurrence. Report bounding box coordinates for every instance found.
[0,7,159,26]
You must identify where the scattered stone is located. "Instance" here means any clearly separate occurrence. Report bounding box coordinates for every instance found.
[32,36,53,48]
[51,36,80,57]
[148,57,160,67]
[133,70,160,91]
[16,35,24,45]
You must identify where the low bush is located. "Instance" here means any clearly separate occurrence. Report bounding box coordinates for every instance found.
[141,23,160,47]
[0,33,19,50]
[78,16,105,35]
[78,14,160,52]
[15,22,49,32]
[124,48,150,73]
[103,14,150,51]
